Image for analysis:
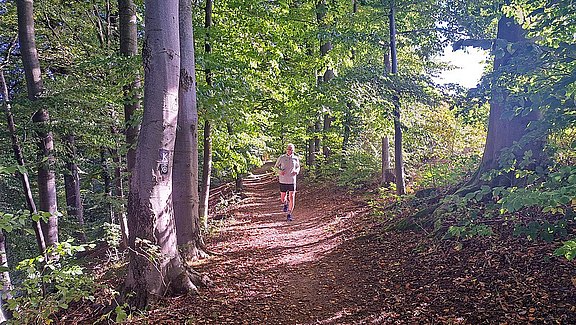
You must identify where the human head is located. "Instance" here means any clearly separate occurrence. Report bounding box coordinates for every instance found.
[286,143,295,155]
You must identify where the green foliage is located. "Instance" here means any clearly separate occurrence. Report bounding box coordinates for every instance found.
[513,219,569,242]
[494,166,576,215]
[554,239,576,261]
[445,222,494,240]
[433,192,496,239]
[337,150,381,189]
[0,210,33,234]
[103,222,121,250]
[417,155,480,189]
[7,240,96,324]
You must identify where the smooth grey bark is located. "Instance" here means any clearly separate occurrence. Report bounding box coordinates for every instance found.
[389,0,406,195]
[342,0,357,158]
[63,135,87,243]
[173,0,205,262]
[124,0,194,309]
[199,0,214,230]
[17,0,59,247]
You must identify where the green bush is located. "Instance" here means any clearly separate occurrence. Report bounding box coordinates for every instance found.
[554,239,576,261]
[7,240,96,324]
[337,151,380,189]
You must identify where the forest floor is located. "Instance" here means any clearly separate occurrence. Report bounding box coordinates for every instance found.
[74,164,575,324]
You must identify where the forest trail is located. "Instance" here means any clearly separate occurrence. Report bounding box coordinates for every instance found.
[128,164,575,324]
[157,165,410,324]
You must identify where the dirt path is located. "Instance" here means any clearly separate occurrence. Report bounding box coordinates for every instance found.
[135,168,576,324]
[148,168,389,324]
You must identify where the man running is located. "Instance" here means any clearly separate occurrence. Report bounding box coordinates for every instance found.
[274,143,300,221]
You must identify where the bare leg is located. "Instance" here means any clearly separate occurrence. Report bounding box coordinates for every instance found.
[280,191,287,204]
[287,190,296,212]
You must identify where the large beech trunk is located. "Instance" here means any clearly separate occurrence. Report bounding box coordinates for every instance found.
[17,0,59,247]
[471,16,543,187]
[173,0,205,262]
[124,0,194,308]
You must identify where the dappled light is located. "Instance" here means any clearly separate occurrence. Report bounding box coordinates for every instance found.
[118,168,575,324]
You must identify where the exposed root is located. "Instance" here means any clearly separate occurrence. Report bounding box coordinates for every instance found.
[185,266,214,288]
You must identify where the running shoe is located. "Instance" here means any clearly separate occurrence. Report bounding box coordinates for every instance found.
[287,213,293,221]
[283,203,289,212]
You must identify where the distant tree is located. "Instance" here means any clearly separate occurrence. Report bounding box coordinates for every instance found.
[16,0,59,248]
[119,0,140,173]
[63,135,87,243]
[117,0,140,248]
[198,0,214,230]
[388,0,406,195]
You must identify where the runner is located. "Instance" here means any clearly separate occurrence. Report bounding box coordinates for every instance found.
[274,143,300,221]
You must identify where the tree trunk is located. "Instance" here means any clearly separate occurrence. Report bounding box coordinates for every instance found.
[101,149,114,222]
[0,68,46,252]
[17,0,59,247]
[63,135,87,243]
[124,0,195,308]
[342,103,352,155]
[307,124,315,167]
[322,113,332,158]
[382,136,395,185]
[199,120,212,230]
[0,70,15,313]
[174,0,205,262]
[389,1,406,195]
[317,0,333,161]
[119,0,140,174]
[199,0,214,231]
[110,148,129,248]
[470,15,543,188]
[314,120,321,162]
[0,231,12,321]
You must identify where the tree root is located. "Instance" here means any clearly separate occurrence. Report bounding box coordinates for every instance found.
[185,265,214,288]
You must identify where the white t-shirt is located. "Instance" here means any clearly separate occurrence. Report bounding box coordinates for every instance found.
[274,154,300,184]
